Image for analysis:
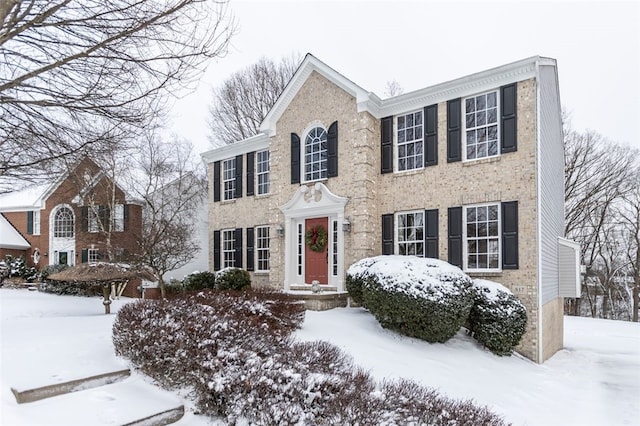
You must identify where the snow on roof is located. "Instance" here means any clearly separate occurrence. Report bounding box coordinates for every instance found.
[0,214,30,250]
[0,183,50,212]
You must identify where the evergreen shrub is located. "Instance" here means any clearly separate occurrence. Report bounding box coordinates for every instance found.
[468,279,527,356]
[215,267,251,291]
[183,271,216,291]
[347,256,474,343]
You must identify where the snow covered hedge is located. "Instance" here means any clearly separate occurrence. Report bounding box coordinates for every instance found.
[113,286,508,425]
[468,279,528,356]
[347,256,474,343]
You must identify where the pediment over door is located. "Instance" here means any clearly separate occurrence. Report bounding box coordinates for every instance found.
[280,183,348,217]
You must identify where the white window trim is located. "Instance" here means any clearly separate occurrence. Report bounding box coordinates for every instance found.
[256,149,270,196]
[462,90,501,162]
[256,225,270,272]
[462,202,502,273]
[33,210,41,235]
[394,210,425,257]
[301,124,328,184]
[394,110,424,173]
[222,229,236,268]
[114,204,124,232]
[88,248,99,264]
[222,158,236,201]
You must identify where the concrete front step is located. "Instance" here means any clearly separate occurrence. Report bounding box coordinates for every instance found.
[9,374,185,425]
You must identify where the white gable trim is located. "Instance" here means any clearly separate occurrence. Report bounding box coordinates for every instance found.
[201,133,269,164]
[260,54,380,137]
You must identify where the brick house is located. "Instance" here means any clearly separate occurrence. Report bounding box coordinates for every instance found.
[202,54,580,363]
[0,157,143,272]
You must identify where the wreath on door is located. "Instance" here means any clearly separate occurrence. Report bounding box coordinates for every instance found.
[306,224,328,253]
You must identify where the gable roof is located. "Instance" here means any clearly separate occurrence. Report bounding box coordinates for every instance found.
[202,54,558,163]
[0,213,30,250]
[259,53,382,137]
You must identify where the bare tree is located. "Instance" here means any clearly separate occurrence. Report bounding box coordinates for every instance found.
[564,122,638,318]
[1,0,236,182]
[620,166,640,321]
[384,79,404,97]
[129,134,205,298]
[208,54,300,145]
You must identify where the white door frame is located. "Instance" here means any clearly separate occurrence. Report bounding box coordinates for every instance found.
[280,183,348,291]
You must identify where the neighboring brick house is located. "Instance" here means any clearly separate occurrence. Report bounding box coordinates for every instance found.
[0,157,143,271]
[202,54,580,363]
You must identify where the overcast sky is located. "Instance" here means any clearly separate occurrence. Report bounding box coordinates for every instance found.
[168,0,640,154]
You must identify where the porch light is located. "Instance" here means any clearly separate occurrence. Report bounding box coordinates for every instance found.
[342,219,351,233]
[275,224,284,237]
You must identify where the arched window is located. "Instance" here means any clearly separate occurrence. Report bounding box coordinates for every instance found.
[54,206,74,238]
[304,126,327,182]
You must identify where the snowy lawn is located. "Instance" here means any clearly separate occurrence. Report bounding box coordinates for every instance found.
[1,288,639,425]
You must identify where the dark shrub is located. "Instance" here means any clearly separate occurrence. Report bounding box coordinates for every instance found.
[183,271,216,291]
[39,279,103,296]
[468,279,528,356]
[4,255,38,281]
[347,256,474,343]
[215,267,251,291]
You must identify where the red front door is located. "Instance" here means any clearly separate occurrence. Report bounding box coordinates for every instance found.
[305,217,329,284]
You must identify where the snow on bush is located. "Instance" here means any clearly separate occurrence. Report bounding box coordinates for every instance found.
[114,284,508,425]
[468,279,527,356]
[347,256,474,343]
[214,267,251,291]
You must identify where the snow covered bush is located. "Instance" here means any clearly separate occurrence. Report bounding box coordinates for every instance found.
[347,256,474,343]
[112,289,305,390]
[215,267,251,291]
[3,255,38,281]
[468,279,527,356]
[182,271,216,291]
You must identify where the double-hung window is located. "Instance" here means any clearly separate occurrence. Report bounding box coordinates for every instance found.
[256,226,270,272]
[397,110,423,171]
[114,204,124,232]
[464,204,500,271]
[396,211,424,256]
[222,158,236,201]
[222,229,236,268]
[464,91,499,160]
[304,127,327,182]
[88,248,99,264]
[88,207,100,233]
[256,150,270,195]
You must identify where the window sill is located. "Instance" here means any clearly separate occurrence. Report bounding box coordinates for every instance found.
[254,271,270,275]
[462,155,501,167]
[220,199,236,205]
[392,167,424,177]
[254,193,271,199]
[301,178,328,185]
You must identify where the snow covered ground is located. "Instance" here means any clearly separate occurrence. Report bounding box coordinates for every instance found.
[1,289,638,425]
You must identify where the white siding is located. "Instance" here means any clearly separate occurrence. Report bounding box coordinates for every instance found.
[558,237,581,297]
[539,64,565,304]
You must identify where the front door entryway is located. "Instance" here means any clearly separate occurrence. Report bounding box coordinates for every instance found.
[305,217,328,284]
[58,252,68,265]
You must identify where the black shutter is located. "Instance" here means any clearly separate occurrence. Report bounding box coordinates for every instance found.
[502,201,519,269]
[382,214,394,255]
[123,204,129,231]
[447,98,462,162]
[501,83,518,153]
[235,228,243,268]
[246,152,255,196]
[81,249,88,263]
[213,230,221,271]
[27,211,33,234]
[213,161,221,202]
[448,207,463,268]
[327,121,338,177]
[246,227,255,272]
[424,104,438,167]
[81,207,88,232]
[291,133,301,184]
[381,116,393,174]
[235,154,243,199]
[425,209,439,259]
